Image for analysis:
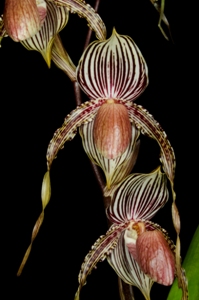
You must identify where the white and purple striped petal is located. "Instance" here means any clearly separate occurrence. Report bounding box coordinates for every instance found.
[107,167,168,224]
[126,102,176,186]
[46,99,105,170]
[77,28,148,101]
[75,223,126,300]
[52,0,106,40]
[21,1,69,66]
[108,230,153,300]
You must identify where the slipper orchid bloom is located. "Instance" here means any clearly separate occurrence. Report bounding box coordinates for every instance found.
[44,28,175,190]
[3,0,47,42]
[1,0,69,66]
[17,29,178,280]
[1,0,106,66]
[16,28,147,276]
[75,167,176,300]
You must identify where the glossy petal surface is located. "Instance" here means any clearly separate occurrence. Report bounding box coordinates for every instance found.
[136,229,175,285]
[21,1,69,66]
[126,102,176,185]
[47,99,104,170]
[75,223,126,300]
[107,167,168,224]
[108,230,153,300]
[94,100,132,159]
[79,113,140,188]
[77,29,148,101]
[52,0,106,40]
[4,0,46,41]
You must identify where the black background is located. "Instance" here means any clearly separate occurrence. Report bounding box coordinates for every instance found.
[1,1,197,299]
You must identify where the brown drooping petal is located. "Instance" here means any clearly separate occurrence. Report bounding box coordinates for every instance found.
[94,100,132,159]
[52,0,106,40]
[75,223,126,300]
[136,230,175,286]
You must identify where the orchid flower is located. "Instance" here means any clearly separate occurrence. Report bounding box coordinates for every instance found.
[3,0,47,42]
[0,0,106,66]
[43,28,177,215]
[74,167,177,300]
[1,0,68,67]
[43,28,176,191]
[17,29,185,293]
